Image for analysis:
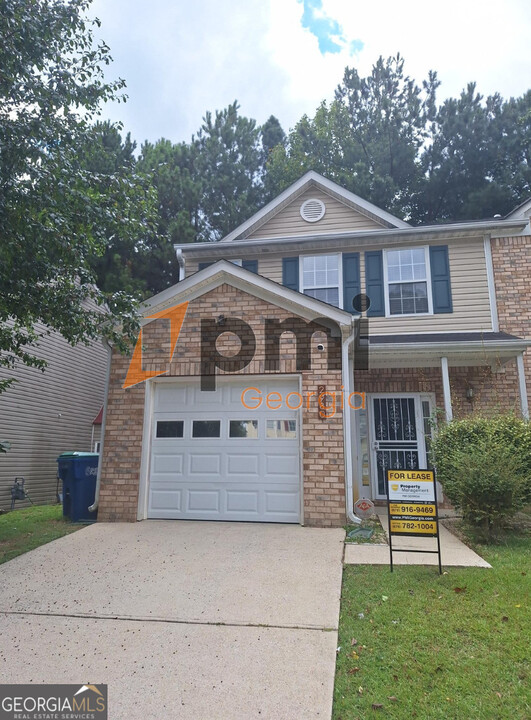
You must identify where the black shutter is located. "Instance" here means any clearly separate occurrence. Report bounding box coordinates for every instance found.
[242,259,258,274]
[198,262,213,271]
[365,251,385,317]
[282,257,299,291]
[429,245,453,313]
[342,252,361,314]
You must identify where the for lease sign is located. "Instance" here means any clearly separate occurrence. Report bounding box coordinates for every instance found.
[387,470,435,503]
[386,469,442,570]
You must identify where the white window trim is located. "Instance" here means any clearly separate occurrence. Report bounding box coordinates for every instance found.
[383,246,433,318]
[299,252,343,309]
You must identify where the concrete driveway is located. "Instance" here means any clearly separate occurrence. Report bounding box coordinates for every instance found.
[0,521,345,719]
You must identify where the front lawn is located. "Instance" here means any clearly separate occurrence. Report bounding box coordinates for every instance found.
[0,505,82,565]
[334,536,530,719]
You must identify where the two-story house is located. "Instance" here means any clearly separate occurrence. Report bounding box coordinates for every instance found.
[96,172,530,527]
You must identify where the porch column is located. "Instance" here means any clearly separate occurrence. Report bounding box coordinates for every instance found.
[517,353,529,421]
[441,356,453,422]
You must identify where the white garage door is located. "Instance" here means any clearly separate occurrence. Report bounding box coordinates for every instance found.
[148,377,301,522]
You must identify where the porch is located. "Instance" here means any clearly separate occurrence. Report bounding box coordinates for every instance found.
[351,332,530,503]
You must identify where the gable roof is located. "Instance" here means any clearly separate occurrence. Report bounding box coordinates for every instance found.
[505,197,531,220]
[143,259,355,329]
[219,171,410,243]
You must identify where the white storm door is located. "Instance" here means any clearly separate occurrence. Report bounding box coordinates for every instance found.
[370,395,427,499]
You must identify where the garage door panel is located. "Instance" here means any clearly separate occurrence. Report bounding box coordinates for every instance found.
[154,384,188,410]
[152,454,184,474]
[148,378,300,523]
[265,491,300,514]
[265,453,299,475]
[188,490,220,512]
[226,490,259,513]
[189,454,222,474]
[227,454,260,474]
[150,489,182,512]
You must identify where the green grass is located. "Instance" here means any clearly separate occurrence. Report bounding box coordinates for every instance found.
[0,504,82,564]
[334,536,530,720]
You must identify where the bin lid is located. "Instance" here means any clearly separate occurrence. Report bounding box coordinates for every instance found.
[57,451,99,459]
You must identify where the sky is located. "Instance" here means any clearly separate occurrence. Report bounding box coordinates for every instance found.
[90,0,531,147]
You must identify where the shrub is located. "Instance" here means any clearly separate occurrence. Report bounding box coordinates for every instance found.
[431,414,531,540]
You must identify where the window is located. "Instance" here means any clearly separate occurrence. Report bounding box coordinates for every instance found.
[229,420,258,438]
[192,420,221,438]
[156,420,184,438]
[266,420,297,439]
[300,254,341,307]
[385,247,431,315]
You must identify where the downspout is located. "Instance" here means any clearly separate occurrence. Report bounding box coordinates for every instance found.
[342,320,361,525]
[88,338,113,513]
[175,246,186,281]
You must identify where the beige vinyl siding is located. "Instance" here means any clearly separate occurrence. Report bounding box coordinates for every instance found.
[184,238,493,332]
[186,258,199,276]
[362,239,492,334]
[248,188,385,239]
[258,256,283,284]
[0,325,107,510]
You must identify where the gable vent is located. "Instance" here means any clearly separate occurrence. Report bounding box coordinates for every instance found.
[300,198,325,223]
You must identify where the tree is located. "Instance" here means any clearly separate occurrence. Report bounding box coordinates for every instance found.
[260,115,286,171]
[0,0,155,390]
[137,138,203,289]
[418,86,531,222]
[265,56,530,224]
[195,101,264,240]
[76,121,157,296]
[265,55,439,216]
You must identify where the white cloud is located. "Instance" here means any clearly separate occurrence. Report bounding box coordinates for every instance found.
[89,0,531,145]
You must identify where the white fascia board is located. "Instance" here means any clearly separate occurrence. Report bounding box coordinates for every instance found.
[305,172,410,229]
[176,219,528,256]
[218,171,409,243]
[371,339,530,357]
[483,235,499,332]
[141,259,355,328]
[505,197,531,219]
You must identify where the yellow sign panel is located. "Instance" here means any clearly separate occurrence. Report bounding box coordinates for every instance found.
[389,503,436,517]
[387,470,434,482]
[390,519,438,535]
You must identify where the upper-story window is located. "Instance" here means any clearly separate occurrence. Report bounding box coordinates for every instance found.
[300,254,342,308]
[384,247,432,316]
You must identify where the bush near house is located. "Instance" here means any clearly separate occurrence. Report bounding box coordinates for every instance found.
[431,414,531,540]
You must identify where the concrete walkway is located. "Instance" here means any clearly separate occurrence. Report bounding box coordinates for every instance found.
[345,511,491,568]
[0,521,345,720]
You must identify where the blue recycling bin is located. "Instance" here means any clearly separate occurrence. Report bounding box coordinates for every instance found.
[57,452,99,523]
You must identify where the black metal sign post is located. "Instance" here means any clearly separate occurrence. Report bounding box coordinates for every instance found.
[386,469,442,574]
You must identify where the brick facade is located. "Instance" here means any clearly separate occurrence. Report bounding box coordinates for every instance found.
[98,236,530,526]
[491,235,531,396]
[356,363,522,419]
[98,284,346,526]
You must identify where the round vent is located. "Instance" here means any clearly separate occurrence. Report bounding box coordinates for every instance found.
[300,198,325,223]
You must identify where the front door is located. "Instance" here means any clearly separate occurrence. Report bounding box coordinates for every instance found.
[370,395,427,499]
